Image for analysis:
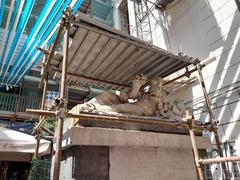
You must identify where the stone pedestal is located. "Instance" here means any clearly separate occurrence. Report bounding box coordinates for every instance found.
[58,126,211,180]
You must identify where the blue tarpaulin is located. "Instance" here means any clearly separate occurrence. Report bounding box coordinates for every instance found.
[0,119,34,135]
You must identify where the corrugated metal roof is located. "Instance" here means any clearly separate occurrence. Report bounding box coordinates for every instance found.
[53,13,194,90]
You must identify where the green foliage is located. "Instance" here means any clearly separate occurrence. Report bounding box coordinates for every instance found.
[43,117,57,133]
[28,159,52,180]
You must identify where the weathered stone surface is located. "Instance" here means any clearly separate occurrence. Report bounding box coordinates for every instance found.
[109,147,197,180]
[60,146,109,180]
[62,126,211,149]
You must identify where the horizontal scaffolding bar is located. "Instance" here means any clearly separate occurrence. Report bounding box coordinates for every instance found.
[199,156,240,164]
[26,108,206,132]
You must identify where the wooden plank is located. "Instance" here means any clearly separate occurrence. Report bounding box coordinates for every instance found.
[145,57,173,77]
[119,52,160,83]
[68,31,100,73]
[100,45,138,80]
[74,15,192,64]
[54,72,130,89]
[85,39,119,76]
[77,35,110,73]
[110,48,147,81]
[150,60,181,77]
[117,51,155,83]
[26,108,204,135]
[65,28,88,69]
[78,119,192,135]
[92,41,129,78]
[161,62,190,78]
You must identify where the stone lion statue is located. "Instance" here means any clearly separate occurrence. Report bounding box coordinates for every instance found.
[73,74,186,121]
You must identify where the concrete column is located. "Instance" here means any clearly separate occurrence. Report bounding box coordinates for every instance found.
[113,0,122,30]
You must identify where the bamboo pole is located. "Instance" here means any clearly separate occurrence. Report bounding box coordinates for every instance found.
[52,15,70,180]
[35,116,46,132]
[26,108,207,132]
[39,22,64,88]
[163,65,205,86]
[195,61,229,179]
[33,133,40,158]
[187,119,205,180]
[34,69,48,158]
[41,126,54,136]
[199,156,240,165]
[14,82,23,118]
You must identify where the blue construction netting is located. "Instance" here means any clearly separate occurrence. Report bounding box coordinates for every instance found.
[0,0,85,86]
[1,0,36,82]
[0,0,6,27]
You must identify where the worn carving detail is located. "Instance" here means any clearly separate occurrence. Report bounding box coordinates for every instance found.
[77,75,186,121]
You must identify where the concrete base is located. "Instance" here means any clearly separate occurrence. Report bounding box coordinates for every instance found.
[60,146,109,180]
[57,127,210,180]
[62,126,211,149]
[110,147,197,180]
[59,145,198,180]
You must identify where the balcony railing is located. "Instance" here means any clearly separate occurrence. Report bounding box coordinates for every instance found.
[0,92,40,113]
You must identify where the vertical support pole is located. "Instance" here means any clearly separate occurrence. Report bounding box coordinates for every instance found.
[195,61,229,179]
[52,14,70,180]
[188,119,205,180]
[34,72,48,158]
[34,134,40,158]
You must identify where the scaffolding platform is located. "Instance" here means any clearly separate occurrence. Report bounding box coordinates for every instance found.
[52,13,193,90]
[30,11,240,180]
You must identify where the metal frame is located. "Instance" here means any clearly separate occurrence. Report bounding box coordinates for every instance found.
[27,9,240,180]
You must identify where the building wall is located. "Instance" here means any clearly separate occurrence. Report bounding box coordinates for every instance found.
[127,0,240,153]
[126,4,240,178]
[162,0,240,152]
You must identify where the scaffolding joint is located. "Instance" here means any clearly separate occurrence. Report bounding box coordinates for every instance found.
[55,108,67,119]
[55,98,68,118]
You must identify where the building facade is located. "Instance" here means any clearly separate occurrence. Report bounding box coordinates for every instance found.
[124,0,240,177]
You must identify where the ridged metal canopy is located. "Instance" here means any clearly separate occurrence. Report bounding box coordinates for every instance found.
[53,13,194,90]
